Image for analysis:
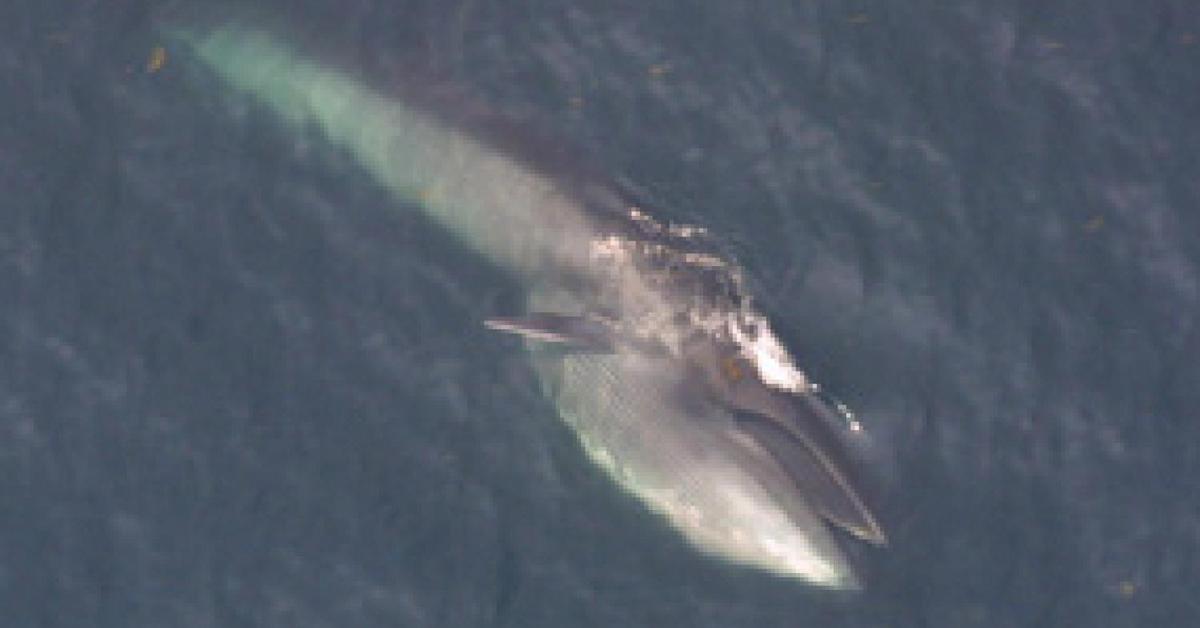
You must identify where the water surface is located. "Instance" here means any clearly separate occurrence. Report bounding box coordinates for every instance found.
[1,1,1198,626]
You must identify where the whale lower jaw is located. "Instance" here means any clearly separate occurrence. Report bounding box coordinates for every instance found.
[534,344,856,587]
[526,286,858,587]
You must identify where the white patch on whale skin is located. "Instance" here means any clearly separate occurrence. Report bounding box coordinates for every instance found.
[728,316,810,394]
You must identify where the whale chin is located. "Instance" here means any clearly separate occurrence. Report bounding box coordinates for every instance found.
[529,341,860,587]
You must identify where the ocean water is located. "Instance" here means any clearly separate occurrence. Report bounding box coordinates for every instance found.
[2,1,1198,626]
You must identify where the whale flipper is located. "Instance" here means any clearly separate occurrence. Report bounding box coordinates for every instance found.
[485,313,617,351]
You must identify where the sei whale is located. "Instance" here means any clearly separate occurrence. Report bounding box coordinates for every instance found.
[179,24,886,588]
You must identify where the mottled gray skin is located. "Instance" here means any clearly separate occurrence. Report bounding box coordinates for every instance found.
[183,23,882,588]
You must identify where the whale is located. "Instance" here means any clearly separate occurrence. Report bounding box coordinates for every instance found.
[178,24,886,588]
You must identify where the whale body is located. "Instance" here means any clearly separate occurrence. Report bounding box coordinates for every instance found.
[180,24,885,588]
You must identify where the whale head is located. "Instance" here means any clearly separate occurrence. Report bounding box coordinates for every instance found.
[492,205,886,586]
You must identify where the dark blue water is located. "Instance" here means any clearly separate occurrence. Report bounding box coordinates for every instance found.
[3,1,1198,626]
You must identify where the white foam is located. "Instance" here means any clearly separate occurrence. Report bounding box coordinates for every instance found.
[728,316,810,393]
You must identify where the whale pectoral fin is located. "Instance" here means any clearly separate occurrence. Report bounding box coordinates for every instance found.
[484,313,616,352]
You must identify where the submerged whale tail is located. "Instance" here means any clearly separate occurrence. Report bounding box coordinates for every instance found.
[174,24,603,281]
